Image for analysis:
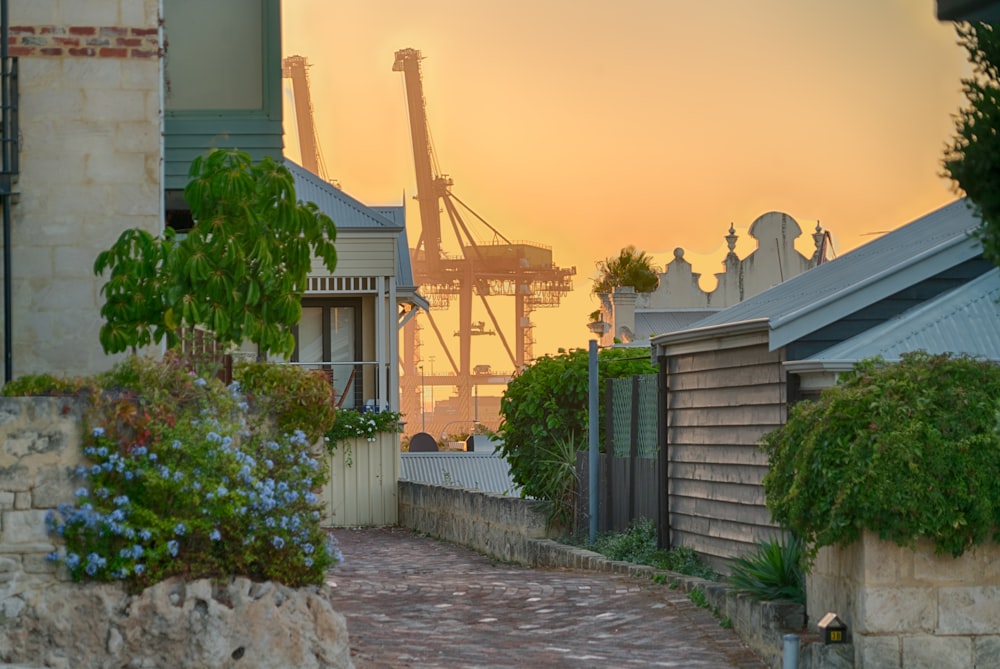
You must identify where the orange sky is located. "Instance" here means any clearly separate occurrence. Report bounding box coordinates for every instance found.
[281,1,969,372]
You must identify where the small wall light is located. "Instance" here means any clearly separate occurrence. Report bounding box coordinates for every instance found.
[817,612,848,644]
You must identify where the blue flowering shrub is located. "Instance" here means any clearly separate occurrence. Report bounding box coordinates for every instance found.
[43,354,341,591]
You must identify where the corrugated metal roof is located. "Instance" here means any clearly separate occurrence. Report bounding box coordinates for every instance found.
[285,159,401,231]
[802,268,1000,364]
[654,200,983,351]
[634,310,718,340]
[400,452,521,496]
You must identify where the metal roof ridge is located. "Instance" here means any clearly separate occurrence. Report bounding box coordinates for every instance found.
[769,230,979,331]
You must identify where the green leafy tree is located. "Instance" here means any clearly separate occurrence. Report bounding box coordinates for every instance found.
[94,149,337,358]
[944,22,1000,267]
[591,245,660,295]
[497,347,655,512]
[761,352,1000,565]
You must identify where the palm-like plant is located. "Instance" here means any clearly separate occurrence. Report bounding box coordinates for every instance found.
[592,245,660,294]
[728,535,805,604]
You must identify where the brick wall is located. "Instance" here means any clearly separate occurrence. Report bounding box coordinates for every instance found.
[6,0,163,376]
[8,25,160,59]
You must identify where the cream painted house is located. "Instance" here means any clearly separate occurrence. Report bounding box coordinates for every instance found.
[2,1,421,412]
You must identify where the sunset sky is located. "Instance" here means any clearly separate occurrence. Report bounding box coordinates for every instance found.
[281,1,970,372]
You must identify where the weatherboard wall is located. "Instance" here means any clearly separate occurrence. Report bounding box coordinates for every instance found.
[665,340,786,570]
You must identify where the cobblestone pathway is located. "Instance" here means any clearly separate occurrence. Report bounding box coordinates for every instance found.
[326,527,767,669]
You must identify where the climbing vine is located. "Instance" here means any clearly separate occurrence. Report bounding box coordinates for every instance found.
[761,352,1000,564]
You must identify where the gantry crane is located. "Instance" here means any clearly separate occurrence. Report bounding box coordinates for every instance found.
[393,48,576,433]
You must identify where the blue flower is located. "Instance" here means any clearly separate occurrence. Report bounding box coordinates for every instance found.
[216,485,228,497]
[46,550,59,562]
[139,529,152,542]
[194,377,207,387]
[171,440,182,450]
[113,495,129,506]
[173,523,186,536]
[74,487,88,498]
[303,543,315,555]
[304,557,313,568]
[132,446,148,457]
[167,540,179,557]
[210,529,221,542]
[272,536,285,549]
[134,563,145,575]
[90,465,102,476]
[132,544,144,559]
[64,553,80,570]
[92,427,105,437]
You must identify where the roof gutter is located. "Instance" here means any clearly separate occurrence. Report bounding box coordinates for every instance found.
[650,318,770,358]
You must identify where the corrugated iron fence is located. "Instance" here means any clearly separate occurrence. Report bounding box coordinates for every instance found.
[577,374,659,534]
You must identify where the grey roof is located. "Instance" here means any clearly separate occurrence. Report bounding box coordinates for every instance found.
[653,200,983,351]
[286,159,427,309]
[790,268,1000,368]
[400,452,521,496]
[285,159,401,231]
[634,310,719,340]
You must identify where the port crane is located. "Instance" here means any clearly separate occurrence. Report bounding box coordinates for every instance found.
[393,48,576,432]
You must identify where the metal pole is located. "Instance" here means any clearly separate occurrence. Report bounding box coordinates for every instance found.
[588,339,598,544]
[420,365,425,432]
[1,0,11,383]
[783,633,799,669]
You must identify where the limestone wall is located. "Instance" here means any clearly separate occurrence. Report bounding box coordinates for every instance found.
[0,397,86,611]
[6,0,162,376]
[809,531,1000,668]
[398,480,554,564]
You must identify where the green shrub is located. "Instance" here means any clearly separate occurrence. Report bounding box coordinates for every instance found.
[40,355,339,592]
[498,346,655,502]
[762,352,1000,564]
[588,518,718,580]
[234,361,337,445]
[728,536,805,604]
[2,373,92,396]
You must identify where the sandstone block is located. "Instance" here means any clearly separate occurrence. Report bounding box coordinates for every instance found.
[975,636,1000,669]
[938,586,1000,634]
[1,510,51,545]
[902,634,973,669]
[856,634,901,669]
[859,587,936,633]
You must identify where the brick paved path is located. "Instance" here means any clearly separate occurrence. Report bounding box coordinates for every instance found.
[326,527,767,669]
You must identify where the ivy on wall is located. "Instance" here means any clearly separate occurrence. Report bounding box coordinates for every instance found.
[762,352,1000,564]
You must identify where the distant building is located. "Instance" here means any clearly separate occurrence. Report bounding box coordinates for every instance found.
[594,212,830,346]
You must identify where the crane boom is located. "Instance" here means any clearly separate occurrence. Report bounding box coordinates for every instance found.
[392,48,444,271]
[282,55,325,179]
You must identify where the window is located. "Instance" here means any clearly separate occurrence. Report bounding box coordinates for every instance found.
[296,300,362,408]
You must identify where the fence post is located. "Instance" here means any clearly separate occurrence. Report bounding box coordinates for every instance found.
[657,355,670,550]
[588,340,599,544]
[628,375,639,523]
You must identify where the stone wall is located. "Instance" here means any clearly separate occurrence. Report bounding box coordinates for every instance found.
[7,0,162,376]
[0,396,86,604]
[809,531,1000,668]
[397,480,554,564]
[0,397,354,668]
